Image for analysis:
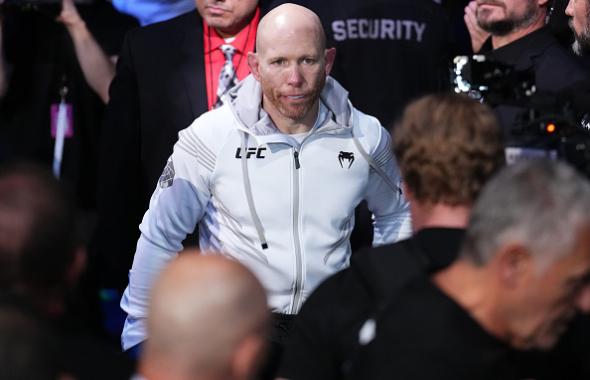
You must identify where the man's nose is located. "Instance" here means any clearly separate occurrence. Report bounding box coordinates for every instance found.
[565,0,574,17]
[287,65,303,86]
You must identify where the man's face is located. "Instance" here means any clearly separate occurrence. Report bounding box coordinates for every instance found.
[195,0,258,37]
[476,0,542,36]
[249,29,335,125]
[566,0,590,55]
[506,225,590,350]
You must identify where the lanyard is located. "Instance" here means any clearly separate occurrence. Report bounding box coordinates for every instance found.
[52,85,68,178]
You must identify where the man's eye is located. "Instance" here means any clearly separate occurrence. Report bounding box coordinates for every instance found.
[302,58,316,64]
[271,59,286,66]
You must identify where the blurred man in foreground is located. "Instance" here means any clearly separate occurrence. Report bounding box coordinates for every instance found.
[0,163,132,379]
[140,252,269,380]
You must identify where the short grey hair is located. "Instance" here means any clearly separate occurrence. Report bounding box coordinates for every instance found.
[461,159,590,270]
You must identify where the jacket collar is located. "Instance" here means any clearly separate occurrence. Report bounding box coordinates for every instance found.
[488,26,556,70]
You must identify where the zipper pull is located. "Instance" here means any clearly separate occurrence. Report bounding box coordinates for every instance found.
[293,150,300,169]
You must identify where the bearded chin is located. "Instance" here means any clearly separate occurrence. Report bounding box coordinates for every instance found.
[572,32,590,57]
[477,1,539,37]
[479,19,517,36]
[572,40,588,56]
[281,103,314,121]
[283,76,325,122]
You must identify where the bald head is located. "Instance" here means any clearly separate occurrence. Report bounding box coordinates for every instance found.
[247,4,335,131]
[256,3,326,53]
[142,251,269,380]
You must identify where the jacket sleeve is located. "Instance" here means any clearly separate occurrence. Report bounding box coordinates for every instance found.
[364,123,412,246]
[120,127,212,350]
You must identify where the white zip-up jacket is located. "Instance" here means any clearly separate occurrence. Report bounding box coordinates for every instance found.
[120,75,411,350]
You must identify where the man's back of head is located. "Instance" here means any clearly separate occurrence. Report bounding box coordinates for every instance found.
[462,158,590,269]
[439,159,590,350]
[141,252,269,380]
[0,163,79,314]
[393,93,505,229]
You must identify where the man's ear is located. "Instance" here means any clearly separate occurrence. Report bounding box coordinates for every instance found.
[247,52,261,81]
[231,334,267,380]
[496,244,533,288]
[401,182,413,203]
[538,0,550,7]
[324,48,336,76]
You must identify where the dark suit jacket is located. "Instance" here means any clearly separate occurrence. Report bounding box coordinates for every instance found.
[95,11,207,290]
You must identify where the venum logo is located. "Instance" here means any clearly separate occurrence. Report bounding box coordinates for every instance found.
[235,147,267,159]
[338,151,355,169]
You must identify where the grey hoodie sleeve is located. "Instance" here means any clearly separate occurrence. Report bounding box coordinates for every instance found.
[120,127,213,350]
[364,124,412,246]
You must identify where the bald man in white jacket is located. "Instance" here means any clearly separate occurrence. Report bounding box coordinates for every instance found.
[121,3,411,351]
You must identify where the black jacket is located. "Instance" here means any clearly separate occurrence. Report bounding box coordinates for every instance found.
[278,228,465,380]
[484,27,590,143]
[95,11,207,290]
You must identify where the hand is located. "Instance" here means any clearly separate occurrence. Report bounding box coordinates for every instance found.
[56,0,84,29]
[464,1,490,53]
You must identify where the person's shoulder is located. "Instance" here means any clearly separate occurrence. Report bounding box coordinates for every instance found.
[536,41,590,88]
[353,107,383,129]
[350,107,388,150]
[350,238,426,301]
[180,106,238,148]
[352,242,416,275]
[542,43,588,71]
[529,29,585,69]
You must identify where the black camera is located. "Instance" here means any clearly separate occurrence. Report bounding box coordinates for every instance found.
[452,55,537,106]
[452,55,590,176]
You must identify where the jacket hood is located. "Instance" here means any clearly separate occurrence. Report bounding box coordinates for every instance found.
[224,74,353,134]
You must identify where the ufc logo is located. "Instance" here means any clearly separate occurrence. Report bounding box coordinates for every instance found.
[235,147,267,159]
